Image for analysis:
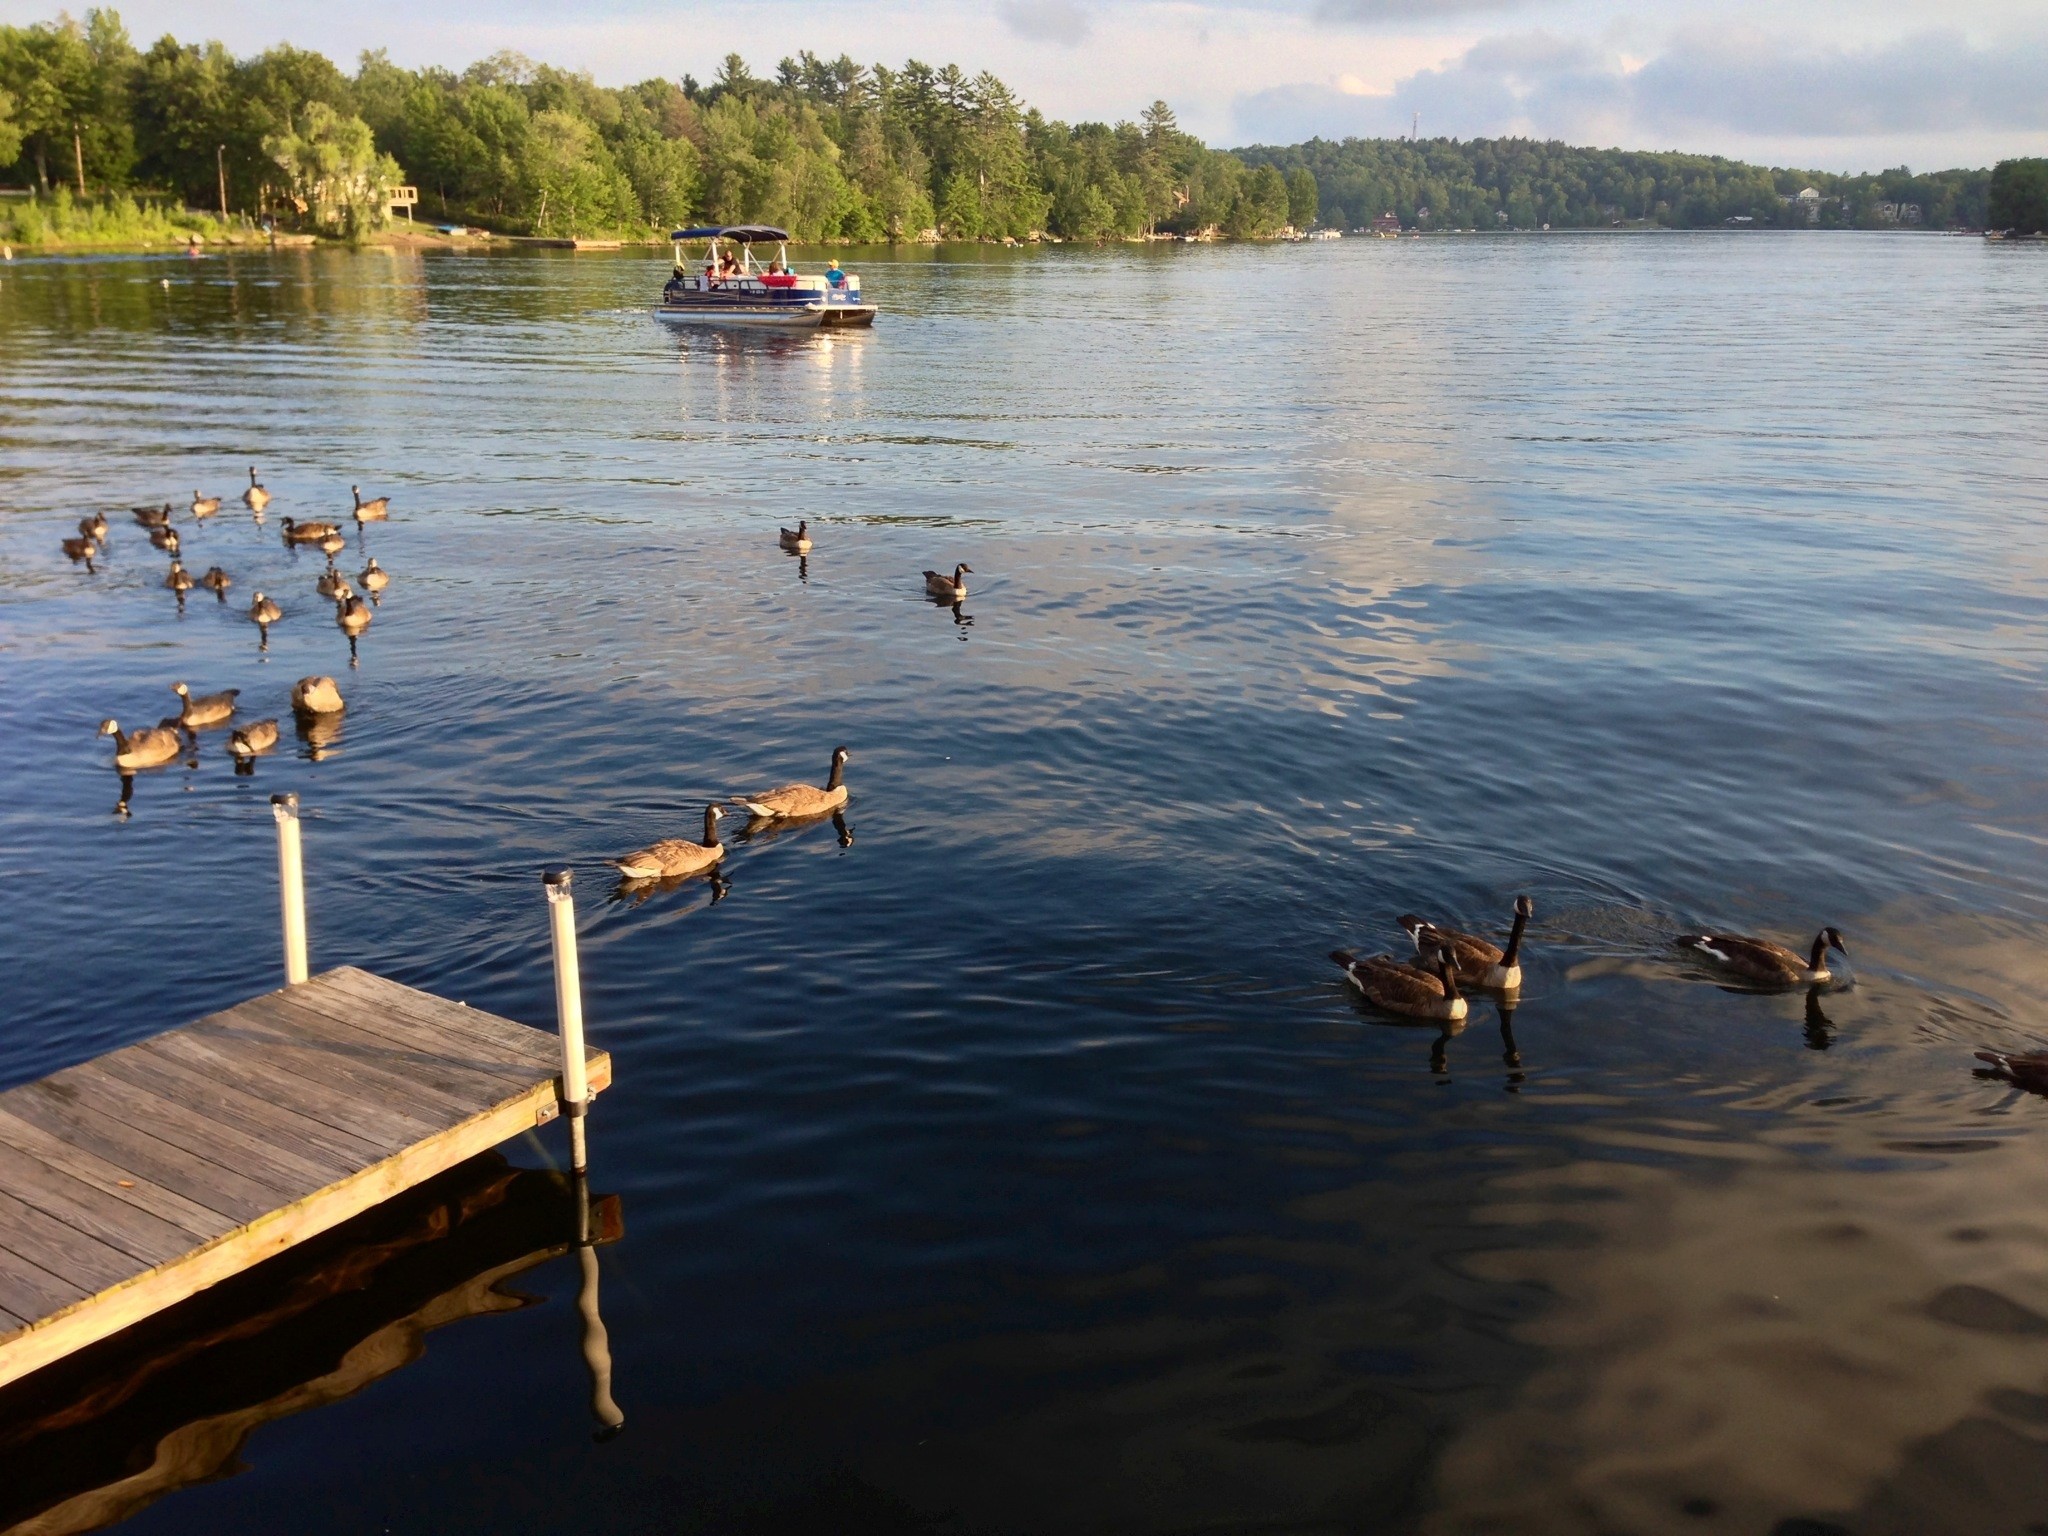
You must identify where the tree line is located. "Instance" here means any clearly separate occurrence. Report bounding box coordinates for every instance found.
[0,10,1315,241]
[1235,136,1997,231]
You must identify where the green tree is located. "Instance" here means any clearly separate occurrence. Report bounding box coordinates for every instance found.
[1989,158,2048,234]
[263,100,402,237]
[520,108,633,234]
[1284,164,1318,228]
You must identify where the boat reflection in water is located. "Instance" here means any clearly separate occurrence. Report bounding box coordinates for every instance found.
[0,1154,622,1535]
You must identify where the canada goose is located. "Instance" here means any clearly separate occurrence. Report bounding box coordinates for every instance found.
[172,680,238,727]
[280,517,341,543]
[924,563,972,600]
[291,675,345,715]
[150,525,181,554]
[1401,896,1533,990]
[609,806,726,880]
[351,485,389,522]
[1975,1048,2048,1095]
[164,560,195,595]
[199,565,232,597]
[316,565,352,598]
[779,520,812,553]
[1680,927,1847,987]
[229,718,280,758]
[132,503,172,528]
[190,490,221,518]
[61,535,97,572]
[79,511,109,542]
[1331,946,1467,1023]
[738,746,850,820]
[250,591,283,639]
[98,718,183,769]
[359,557,389,597]
[317,531,347,558]
[335,593,371,636]
[243,466,270,512]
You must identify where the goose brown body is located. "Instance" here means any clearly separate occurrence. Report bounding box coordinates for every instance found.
[98,718,182,769]
[79,512,109,542]
[281,517,340,543]
[133,504,171,528]
[62,535,97,569]
[924,563,971,600]
[230,718,280,757]
[164,560,194,593]
[1401,896,1532,989]
[739,746,850,820]
[359,557,389,593]
[1330,948,1467,1022]
[150,526,180,554]
[1681,927,1846,987]
[1976,1049,2048,1095]
[780,520,812,552]
[199,565,232,594]
[316,566,352,598]
[244,467,270,512]
[292,675,344,714]
[610,806,726,879]
[190,491,220,518]
[335,594,372,636]
[351,485,389,521]
[171,680,238,728]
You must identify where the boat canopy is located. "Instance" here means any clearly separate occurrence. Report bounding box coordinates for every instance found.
[670,225,791,242]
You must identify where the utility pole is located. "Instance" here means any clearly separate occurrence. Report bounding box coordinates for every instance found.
[1412,112,1420,143]
[217,144,229,219]
[73,123,86,197]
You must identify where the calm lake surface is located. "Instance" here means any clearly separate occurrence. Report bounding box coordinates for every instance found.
[4,234,2048,1534]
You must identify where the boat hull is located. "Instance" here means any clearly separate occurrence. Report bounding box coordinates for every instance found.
[652,303,827,329]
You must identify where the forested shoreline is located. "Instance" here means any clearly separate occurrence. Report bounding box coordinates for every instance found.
[0,7,2020,248]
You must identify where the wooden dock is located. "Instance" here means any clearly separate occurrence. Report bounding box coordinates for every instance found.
[0,966,610,1393]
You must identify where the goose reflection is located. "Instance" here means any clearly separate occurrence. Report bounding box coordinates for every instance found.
[1498,1002,1527,1089]
[293,709,344,762]
[1803,986,1835,1051]
[733,806,854,849]
[609,865,731,909]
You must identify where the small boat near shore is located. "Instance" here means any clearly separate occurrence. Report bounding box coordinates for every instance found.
[653,225,876,330]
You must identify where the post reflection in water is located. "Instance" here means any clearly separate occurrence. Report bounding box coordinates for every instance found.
[0,1155,623,1536]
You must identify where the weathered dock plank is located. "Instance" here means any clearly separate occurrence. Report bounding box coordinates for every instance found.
[0,966,608,1392]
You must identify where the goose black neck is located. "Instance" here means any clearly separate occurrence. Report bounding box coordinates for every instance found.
[826,756,845,791]
[703,807,722,847]
[1438,956,1461,1001]
[1808,931,1829,970]
[1501,905,1530,968]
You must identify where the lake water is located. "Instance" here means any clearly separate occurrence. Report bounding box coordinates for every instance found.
[3,234,2048,1534]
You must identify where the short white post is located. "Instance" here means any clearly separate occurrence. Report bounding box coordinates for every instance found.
[272,793,309,985]
[544,869,590,1173]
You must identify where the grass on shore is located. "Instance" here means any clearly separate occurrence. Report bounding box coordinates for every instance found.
[1,189,245,251]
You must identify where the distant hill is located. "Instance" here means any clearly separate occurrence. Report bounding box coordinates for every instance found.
[1234,136,1991,231]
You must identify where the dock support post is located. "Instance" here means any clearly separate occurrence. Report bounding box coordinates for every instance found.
[272,793,309,985]
[543,869,589,1173]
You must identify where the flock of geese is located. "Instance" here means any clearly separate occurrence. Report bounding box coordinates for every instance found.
[60,499,2043,1091]
[61,467,392,809]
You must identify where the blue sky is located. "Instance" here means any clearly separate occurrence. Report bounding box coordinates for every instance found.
[13,0,2047,170]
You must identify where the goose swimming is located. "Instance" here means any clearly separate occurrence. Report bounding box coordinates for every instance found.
[1400,896,1533,990]
[171,680,238,728]
[609,806,727,880]
[738,746,849,820]
[243,466,271,513]
[924,563,971,601]
[1680,927,1847,987]
[98,718,183,769]
[1330,945,1467,1023]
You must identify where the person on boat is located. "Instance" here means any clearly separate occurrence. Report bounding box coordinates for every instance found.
[768,256,787,275]
[825,257,845,288]
[721,251,742,279]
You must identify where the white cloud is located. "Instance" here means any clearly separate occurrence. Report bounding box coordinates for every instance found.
[1000,0,1094,46]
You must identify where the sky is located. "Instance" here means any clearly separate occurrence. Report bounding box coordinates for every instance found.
[9,0,2047,172]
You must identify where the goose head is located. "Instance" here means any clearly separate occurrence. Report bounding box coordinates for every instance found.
[1515,895,1534,920]
[97,718,121,739]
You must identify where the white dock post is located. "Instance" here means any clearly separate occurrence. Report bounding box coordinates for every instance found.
[544,869,590,1173]
[272,793,309,985]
